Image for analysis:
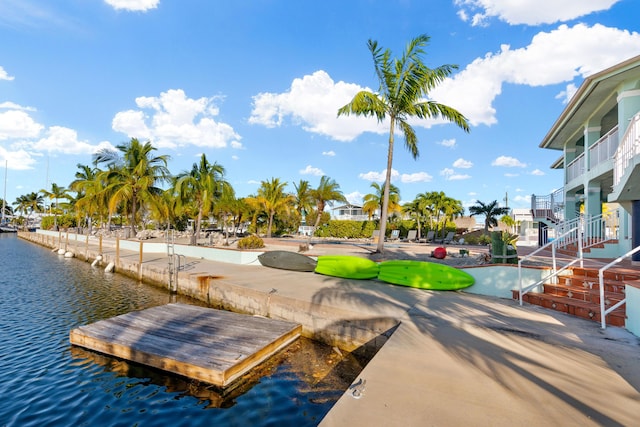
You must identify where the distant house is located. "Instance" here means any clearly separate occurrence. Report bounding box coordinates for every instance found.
[534,55,640,260]
[331,204,369,221]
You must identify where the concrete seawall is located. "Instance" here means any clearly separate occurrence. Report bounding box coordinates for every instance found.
[19,230,399,353]
[18,230,640,426]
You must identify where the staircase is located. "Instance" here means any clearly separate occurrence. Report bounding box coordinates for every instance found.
[513,266,639,327]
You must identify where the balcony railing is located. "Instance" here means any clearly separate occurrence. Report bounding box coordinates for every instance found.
[589,125,619,170]
[566,153,584,183]
[531,188,564,223]
[614,112,640,185]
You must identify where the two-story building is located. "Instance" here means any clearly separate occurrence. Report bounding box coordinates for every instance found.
[534,54,640,262]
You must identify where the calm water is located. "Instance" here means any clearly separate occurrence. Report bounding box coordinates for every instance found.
[0,234,362,426]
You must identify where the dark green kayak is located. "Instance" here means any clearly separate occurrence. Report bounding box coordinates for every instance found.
[258,250,317,272]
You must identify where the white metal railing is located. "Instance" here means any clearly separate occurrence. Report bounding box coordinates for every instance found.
[553,216,582,248]
[531,189,564,223]
[518,227,584,305]
[551,211,619,253]
[613,112,640,186]
[566,153,585,183]
[598,245,640,329]
[589,125,619,170]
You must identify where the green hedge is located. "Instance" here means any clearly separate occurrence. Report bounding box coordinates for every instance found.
[314,220,377,238]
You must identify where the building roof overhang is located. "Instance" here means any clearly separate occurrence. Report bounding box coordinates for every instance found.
[539,54,640,151]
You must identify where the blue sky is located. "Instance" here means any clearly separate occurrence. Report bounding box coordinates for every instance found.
[1,0,639,214]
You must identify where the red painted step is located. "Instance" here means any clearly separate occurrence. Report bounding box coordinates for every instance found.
[512,266,630,327]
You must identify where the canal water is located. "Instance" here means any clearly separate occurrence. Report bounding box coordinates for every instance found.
[0,234,366,426]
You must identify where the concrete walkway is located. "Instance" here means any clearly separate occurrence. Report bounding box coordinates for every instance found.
[20,232,640,426]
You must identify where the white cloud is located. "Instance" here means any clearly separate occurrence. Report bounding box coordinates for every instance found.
[555,83,578,104]
[0,145,37,170]
[104,0,159,12]
[231,155,239,160]
[492,155,526,167]
[322,150,336,156]
[231,141,243,149]
[437,138,457,148]
[0,110,43,140]
[359,168,399,182]
[453,158,473,168]
[400,171,433,183]
[250,70,386,141]
[441,168,454,177]
[345,191,364,205]
[531,169,545,176]
[454,0,620,26]
[440,168,471,181]
[431,23,640,127]
[112,89,241,150]
[0,66,14,81]
[0,102,36,111]
[245,24,639,145]
[504,172,520,177]
[29,126,115,155]
[299,165,324,176]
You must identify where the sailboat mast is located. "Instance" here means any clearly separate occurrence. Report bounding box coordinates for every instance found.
[2,160,6,223]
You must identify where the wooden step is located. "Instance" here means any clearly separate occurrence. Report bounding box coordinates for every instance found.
[557,275,628,293]
[569,268,640,282]
[513,291,626,327]
[542,283,625,306]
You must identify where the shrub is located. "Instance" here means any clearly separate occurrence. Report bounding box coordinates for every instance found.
[478,234,491,245]
[237,235,265,249]
[314,220,377,239]
[464,235,479,245]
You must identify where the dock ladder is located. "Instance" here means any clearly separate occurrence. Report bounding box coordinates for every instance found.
[166,230,185,293]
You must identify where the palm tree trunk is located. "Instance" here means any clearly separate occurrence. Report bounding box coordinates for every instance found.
[377,118,395,253]
[267,212,274,238]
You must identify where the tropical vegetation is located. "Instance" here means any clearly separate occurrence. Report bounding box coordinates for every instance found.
[469,200,511,235]
[7,134,504,245]
[338,34,470,252]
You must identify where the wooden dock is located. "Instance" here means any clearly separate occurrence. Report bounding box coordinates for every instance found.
[69,303,301,387]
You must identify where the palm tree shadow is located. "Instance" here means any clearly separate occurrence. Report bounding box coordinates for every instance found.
[408,293,637,424]
[311,275,639,425]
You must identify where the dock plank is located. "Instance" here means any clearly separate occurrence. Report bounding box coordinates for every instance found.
[70,303,301,387]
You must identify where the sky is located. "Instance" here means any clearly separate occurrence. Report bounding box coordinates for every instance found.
[1,0,640,216]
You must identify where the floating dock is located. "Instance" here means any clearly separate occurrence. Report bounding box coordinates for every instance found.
[70,303,301,387]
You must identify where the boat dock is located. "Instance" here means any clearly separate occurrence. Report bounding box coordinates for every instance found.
[69,303,301,387]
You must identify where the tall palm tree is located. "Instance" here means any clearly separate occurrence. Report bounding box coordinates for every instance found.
[469,200,510,235]
[94,138,171,236]
[309,176,346,239]
[174,153,229,243]
[255,177,294,238]
[338,34,470,252]
[40,183,71,228]
[402,198,426,240]
[440,196,464,237]
[13,192,44,227]
[362,181,401,221]
[293,179,313,221]
[214,185,241,244]
[69,163,102,232]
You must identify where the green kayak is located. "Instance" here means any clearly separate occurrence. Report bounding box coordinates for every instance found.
[315,255,379,279]
[378,260,474,290]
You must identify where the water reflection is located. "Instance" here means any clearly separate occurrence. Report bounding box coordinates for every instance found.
[0,234,368,426]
